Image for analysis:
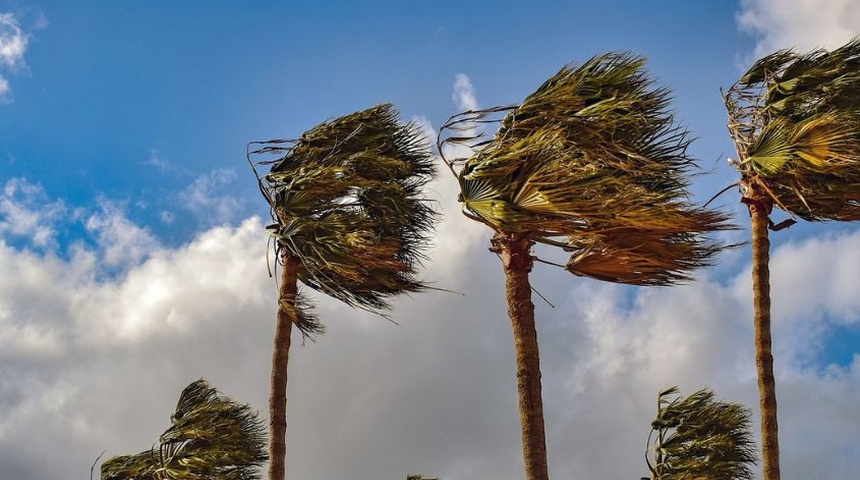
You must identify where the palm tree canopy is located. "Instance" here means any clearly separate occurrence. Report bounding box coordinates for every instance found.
[439,52,733,285]
[725,38,860,221]
[102,379,267,480]
[249,104,437,318]
[646,387,757,480]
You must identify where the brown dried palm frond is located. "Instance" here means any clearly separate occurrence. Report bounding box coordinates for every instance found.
[439,52,734,285]
[725,37,860,221]
[646,387,757,480]
[102,379,267,480]
[248,104,437,317]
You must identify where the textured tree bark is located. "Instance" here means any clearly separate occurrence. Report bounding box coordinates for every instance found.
[743,180,780,480]
[492,232,549,480]
[269,254,298,480]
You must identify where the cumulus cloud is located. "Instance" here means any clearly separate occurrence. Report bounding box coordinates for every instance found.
[738,0,860,57]
[2,169,860,480]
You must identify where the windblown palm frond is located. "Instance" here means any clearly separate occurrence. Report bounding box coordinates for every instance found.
[440,52,733,286]
[725,37,860,221]
[646,387,757,480]
[249,104,437,317]
[102,379,267,480]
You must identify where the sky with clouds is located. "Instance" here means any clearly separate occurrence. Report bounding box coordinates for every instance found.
[1,1,859,479]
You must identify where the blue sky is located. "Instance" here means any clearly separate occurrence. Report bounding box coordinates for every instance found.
[1,2,860,480]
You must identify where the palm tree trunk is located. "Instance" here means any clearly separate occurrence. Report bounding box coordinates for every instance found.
[744,180,780,480]
[269,254,299,480]
[491,232,549,480]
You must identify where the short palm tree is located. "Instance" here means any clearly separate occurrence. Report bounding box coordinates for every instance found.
[248,104,437,480]
[101,379,268,480]
[723,38,860,480]
[645,387,757,480]
[439,52,733,480]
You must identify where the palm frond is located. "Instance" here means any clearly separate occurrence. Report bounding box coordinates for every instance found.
[439,52,734,285]
[102,379,267,480]
[646,387,757,480]
[249,104,438,315]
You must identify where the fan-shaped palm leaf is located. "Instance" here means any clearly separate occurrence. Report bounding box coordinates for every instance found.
[102,379,267,480]
[439,52,733,480]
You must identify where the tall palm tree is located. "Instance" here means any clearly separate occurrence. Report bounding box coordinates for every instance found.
[438,52,733,480]
[723,38,860,480]
[101,379,268,480]
[248,104,437,480]
[645,387,757,480]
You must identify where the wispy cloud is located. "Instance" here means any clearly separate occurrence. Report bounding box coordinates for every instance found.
[84,198,160,268]
[737,0,860,59]
[452,73,479,111]
[0,12,30,101]
[0,178,67,249]
[176,168,244,225]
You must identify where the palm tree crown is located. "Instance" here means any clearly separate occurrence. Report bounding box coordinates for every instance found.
[101,379,268,480]
[250,103,437,318]
[725,37,860,221]
[646,387,757,480]
[440,52,733,285]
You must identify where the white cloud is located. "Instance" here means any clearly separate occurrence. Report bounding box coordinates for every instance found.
[738,0,860,57]
[0,178,66,249]
[177,168,244,224]
[0,12,30,101]
[85,199,160,268]
[2,168,860,480]
[0,13,27,70]
[452,73,479,112]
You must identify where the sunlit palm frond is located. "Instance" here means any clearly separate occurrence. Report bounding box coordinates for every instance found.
[566,220,727,286]
[726,38,860,221]
[102,380,267,480]
[249,104,437,314]
[646,387,757,480]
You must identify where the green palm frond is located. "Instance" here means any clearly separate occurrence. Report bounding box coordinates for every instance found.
[102,380,267,480]
[646,387,757,480]
[249,104,437,316]
[440,52,733,285]
[726,38,860,221]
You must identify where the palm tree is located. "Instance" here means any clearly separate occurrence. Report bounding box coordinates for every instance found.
[723,38,860,480]
[101,379,268,480]
[248,104,437,480]
[438,52,733,480]
[644,387,757,480]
